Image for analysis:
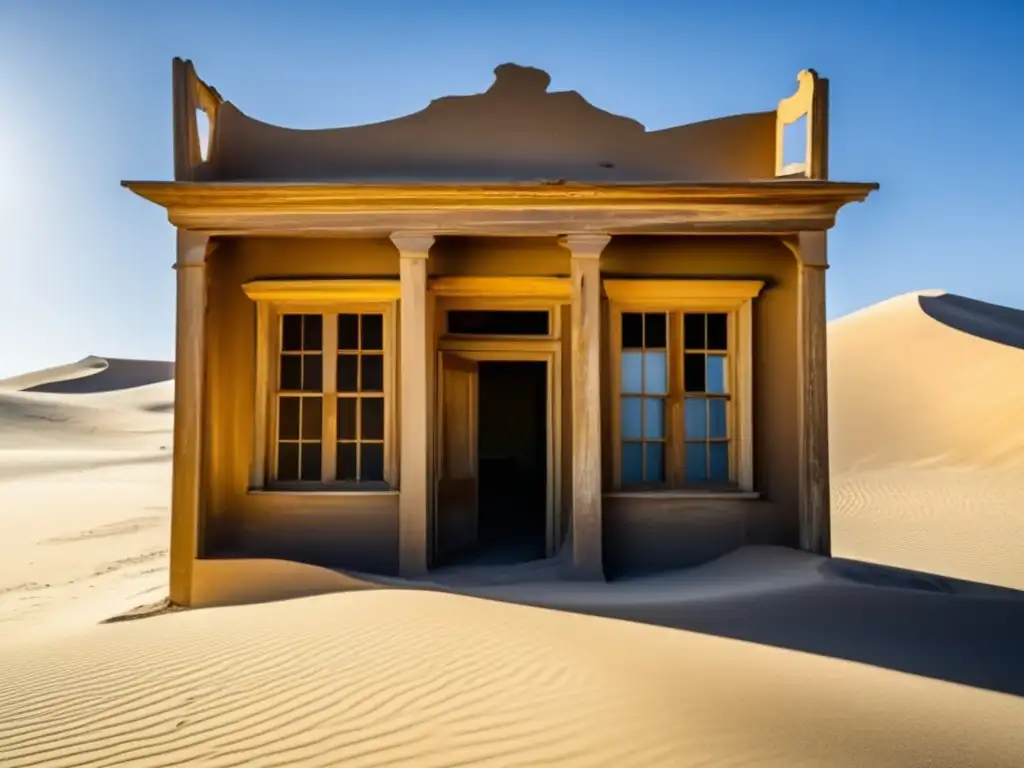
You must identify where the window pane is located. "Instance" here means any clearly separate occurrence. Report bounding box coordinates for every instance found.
[709,443,729,482]
[684,353,706,393]
[621,397,642,439]
[278,396,300,440]
[302,315,322,351]
[299,397,319,438]
[644,443,664,483]
[644,351,667,394]
[338,314,359,351]
[684,314,705,349]
[684,397,707,440]
[361,355,384,392]
[361,443,385,482]
[708,398,727,438]
[644,313,667,348]
[300,443,322,482]
[280,355,302,391]
[337,397,357,440]
[361,397,384,440]
[707,313,728,351]
[302,355,323,392]
[685,443,707,483]
[338,354,358,392]
[622,313,643,348]
[277,442,299,481]
[362,314,384,351]
[621,351,643,393]
[337,442,358,481]
[301,397,322,440]
[622,442,643,485]
[282,315,303,351]
[707,355,727,394]
[643,397,664,439]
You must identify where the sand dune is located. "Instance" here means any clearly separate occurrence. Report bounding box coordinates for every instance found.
[0,355,174,395]
[1,303,1024,765]
[829,290,1024,589]
[0,358,171,639]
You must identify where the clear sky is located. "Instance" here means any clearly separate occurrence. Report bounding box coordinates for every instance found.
[0,0,1022,377]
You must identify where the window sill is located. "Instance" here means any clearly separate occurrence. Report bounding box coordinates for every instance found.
[248,486,399,497]
[604,489,760,501]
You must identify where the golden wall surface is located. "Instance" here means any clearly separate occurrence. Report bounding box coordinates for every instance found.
[203,236,798,576]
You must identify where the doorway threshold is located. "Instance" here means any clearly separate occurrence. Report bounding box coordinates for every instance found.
[424,552,568,587]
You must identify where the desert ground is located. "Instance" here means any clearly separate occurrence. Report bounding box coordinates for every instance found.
[1,291,1023,767]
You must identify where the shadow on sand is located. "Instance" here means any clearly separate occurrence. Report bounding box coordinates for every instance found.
[919,292,1024,350]
[24,357,174,394]
[541,558,1024,698]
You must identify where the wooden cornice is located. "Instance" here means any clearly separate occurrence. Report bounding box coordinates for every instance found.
[121,180,878,236]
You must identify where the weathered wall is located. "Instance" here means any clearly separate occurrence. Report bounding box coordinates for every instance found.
[203,235,799,577]
[600,236,800,573]
[207,64,775,183]
[603,496,773,577]
[205,237,401,574]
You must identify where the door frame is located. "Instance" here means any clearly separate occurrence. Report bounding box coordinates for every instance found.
[433,340,562,565]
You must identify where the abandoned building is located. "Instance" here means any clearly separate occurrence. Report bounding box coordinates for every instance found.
[123,60,877,607]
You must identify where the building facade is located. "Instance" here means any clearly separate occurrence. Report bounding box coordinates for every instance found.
[125,61,876,607]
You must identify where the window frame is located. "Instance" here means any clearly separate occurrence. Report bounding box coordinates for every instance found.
[243,280,400,493]
[604,279,763,494]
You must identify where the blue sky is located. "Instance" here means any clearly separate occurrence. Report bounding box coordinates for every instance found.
[0,0,1022,377]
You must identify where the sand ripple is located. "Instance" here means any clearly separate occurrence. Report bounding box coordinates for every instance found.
[2,590,1024,767]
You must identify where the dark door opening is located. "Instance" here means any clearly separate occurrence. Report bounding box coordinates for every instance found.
[473,361,548,564]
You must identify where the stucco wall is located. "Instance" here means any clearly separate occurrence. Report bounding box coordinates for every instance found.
[202,235,799,576]
[601,236,801,570]
[204,237,402,574]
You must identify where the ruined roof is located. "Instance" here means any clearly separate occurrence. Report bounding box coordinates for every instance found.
[178,62,779,184]
[125,61,877,236]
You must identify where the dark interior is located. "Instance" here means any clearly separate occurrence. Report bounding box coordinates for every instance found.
[447,310,549,336]
[473,361,548,564]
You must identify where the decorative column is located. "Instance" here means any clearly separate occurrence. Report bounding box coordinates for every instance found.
[169,230,213,606]
[795,231,831,555]
[560,234,611,579]
[392,233,434,576]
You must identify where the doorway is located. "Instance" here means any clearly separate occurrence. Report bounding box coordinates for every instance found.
[434,353,553,567]
[476,362,548,563]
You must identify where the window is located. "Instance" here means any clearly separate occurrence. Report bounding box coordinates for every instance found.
[606,280,761,493]
[273,310,392,486]
[244,280,399,491]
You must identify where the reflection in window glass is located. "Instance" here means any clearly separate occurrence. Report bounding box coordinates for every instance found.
[620,312,667,485]
[622,443,643,485]
[621,351,644,393]
[644,351,667,395]
[682,312,730,485]
[622,398,643,440]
